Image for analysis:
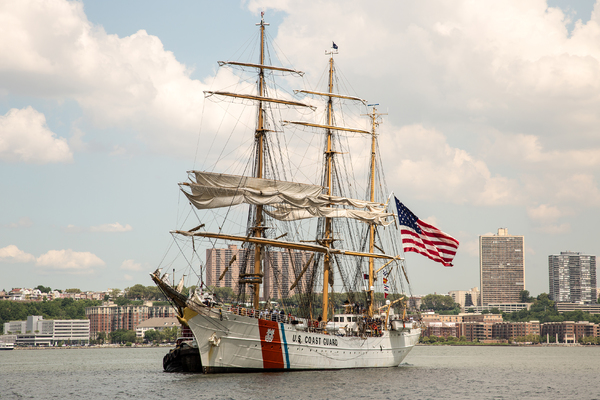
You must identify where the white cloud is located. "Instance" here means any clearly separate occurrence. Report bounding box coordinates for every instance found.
[62,224,83,233]
[5,217,33,229]
[0,0,250,158]
[35,249,105,273]
[123,274,133,281]
[120,259,142,271]
[421,215,439,227]
[90,222,133,233]
[532,223,571,234]
[527,204,563,222]
[0,107,73,163]
[384,124,520,206]
[63,222,132,233]
[0,245,35,263]
[460,239,480,257]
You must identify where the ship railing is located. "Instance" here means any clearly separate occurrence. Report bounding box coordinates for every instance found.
[225,306,296,324]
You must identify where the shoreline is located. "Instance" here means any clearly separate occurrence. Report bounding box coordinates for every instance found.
[13,344,174,350]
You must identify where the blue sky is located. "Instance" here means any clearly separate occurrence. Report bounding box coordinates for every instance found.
[1,0,600,297]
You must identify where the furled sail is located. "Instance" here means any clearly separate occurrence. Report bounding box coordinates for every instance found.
[264,205,393,226]
[181,171,393,225]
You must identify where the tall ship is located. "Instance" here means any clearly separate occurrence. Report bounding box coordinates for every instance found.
[152,13,457,373]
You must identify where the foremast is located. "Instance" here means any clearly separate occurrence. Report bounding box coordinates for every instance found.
[202,13,309,309]
[252,13,268,310]
[322,49,335,322]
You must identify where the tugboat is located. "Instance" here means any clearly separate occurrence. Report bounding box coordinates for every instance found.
[163,326,202,373]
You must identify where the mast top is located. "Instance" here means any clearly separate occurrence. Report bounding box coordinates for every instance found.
[325,41,339,56]
[362,104,388,135]
[256,11,270,27]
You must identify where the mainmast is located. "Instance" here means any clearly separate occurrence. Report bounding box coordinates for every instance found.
[365,105,387,317]
[252,12,269,310]
[321,45,337,322]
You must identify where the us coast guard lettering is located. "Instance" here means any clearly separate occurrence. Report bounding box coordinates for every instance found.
[291,334,338,346]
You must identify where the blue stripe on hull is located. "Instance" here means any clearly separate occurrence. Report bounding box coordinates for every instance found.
[279,322,290,369]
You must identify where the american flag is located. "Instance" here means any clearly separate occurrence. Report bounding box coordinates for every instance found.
[395,197,459,267]
[383,269,389,298]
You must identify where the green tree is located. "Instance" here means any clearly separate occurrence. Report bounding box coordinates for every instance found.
[35,285,52,293]
[162,326,179,343]
[144,329,160,343]
[64,288,81,294]
[520,290,532,303]
[114,297,131,306]
[420,294,461,314]
[125,284,147,300]
[209,286,235,303]
[109,329,136,344]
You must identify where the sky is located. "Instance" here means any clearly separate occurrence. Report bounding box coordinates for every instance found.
[1,0,599,297]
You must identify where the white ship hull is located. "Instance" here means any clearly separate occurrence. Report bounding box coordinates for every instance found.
[185,306,421,373]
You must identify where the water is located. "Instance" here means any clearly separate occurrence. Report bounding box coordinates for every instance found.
[1,345,598,399]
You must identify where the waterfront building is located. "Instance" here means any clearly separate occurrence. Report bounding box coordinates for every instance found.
[3,316,89,346]
[462,321,495,342]
[85,302,175,336]
[205,244,311,300]
[492,321,540,340]
[480,228,525,305]
[421,313,463,324]
[448,287,480,309]
[135,317,180,338]
[555,303,600,314]
[468,303,531,313]
[423,322,459,339]
[541,321,599,343]
[548,251,596,304]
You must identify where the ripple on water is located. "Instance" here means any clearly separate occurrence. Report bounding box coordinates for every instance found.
[1,346,599,399]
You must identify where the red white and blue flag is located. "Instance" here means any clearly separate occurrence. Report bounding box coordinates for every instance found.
[382,269,390,298]
[395,197,459,267]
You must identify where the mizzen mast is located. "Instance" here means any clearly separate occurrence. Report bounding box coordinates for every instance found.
[364,105,387,317]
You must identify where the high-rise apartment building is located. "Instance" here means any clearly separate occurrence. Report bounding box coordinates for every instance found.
[205,245,311,300]
[480,228,525,305]
[548,251,596,304]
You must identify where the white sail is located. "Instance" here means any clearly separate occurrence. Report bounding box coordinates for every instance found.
[264,204,394,226]
[181,171,392,225]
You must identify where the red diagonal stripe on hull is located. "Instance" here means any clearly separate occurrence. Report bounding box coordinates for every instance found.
[258,319,284,369]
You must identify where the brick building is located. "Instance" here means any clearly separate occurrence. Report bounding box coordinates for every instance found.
[85,302,175,336]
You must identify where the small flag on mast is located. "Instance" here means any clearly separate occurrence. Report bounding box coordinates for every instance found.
[395,197,459,267]
[383,269,389,299]
[332,42,338,50]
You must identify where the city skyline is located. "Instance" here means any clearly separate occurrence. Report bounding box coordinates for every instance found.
[2,1,600,296]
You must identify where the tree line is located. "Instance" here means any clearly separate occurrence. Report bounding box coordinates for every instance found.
[92,327,179,345]
[0,298,102,334]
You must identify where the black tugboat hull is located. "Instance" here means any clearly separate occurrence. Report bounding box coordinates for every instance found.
[163,345,202,373]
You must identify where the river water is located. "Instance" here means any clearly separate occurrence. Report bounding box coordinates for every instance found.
[1,345,598,399]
